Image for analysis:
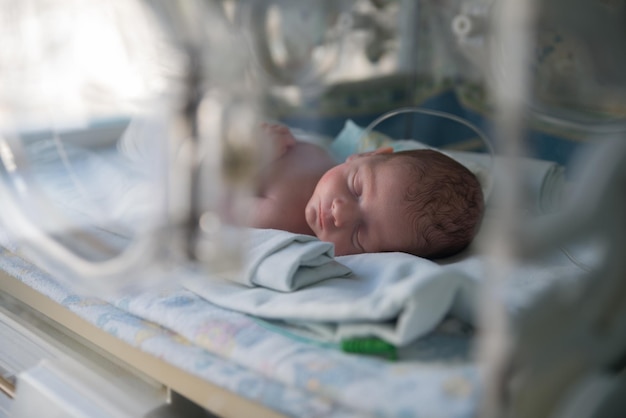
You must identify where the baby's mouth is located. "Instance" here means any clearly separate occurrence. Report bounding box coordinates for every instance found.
[318,202,324,230]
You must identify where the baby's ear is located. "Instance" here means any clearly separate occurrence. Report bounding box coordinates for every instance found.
[346,146,393,162]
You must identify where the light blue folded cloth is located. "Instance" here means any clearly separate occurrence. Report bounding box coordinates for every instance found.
[183,241,590,346]
[237,228,351,292]
[184,251,462,346]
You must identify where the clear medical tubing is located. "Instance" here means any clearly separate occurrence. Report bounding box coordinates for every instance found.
[360,106,495,199]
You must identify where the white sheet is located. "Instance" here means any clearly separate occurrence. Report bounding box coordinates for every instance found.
[184,229,589,347]
[184,251,461,346]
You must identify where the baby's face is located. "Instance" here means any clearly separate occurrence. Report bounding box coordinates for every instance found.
[305,153,418,256]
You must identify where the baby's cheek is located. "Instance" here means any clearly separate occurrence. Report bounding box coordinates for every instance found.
[304,202,317,232]
[315,169,336,189]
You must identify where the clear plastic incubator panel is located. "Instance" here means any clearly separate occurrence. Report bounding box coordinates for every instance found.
[0,0,268,295]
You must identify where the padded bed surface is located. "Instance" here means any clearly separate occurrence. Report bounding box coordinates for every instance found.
[0,244,479,418]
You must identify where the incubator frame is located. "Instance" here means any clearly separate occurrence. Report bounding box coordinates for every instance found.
[1,0,625,417]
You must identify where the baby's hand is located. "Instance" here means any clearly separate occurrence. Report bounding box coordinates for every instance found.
[261,122,296,161]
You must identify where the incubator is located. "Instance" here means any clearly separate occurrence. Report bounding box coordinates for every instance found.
[0,0,625,417]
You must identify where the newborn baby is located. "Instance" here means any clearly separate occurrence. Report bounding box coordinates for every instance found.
[249,123,484,258]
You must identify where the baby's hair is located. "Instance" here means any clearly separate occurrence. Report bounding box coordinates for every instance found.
[382,149,484,258]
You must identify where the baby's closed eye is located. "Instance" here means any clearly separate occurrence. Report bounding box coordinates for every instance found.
[351,170,362,197]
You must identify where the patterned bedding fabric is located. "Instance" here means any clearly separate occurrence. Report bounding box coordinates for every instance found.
[0,245,480,418]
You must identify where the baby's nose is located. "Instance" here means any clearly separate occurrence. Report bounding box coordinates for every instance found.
[331,198,357,228]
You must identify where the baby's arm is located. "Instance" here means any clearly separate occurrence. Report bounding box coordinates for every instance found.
[260,122,297,162]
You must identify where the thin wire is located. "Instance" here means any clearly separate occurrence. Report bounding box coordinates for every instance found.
[361,106,495,157]
[248,316,338,349]
[0,374,15,399]
[559,246,593,272]
[360,106,496,196]
[51,131,107,222]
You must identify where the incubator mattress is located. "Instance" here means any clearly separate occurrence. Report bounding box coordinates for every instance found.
[0,245,479,418]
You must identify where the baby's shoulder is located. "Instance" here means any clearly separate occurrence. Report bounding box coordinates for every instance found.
[260,142,332,198]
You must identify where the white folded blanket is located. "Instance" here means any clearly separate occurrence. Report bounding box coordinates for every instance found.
[236,228,351,292]
[183,251,461,346]
[184,233,589,346]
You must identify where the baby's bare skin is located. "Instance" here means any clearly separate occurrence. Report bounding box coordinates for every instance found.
[248,123,484,258]
[251,141,336,235]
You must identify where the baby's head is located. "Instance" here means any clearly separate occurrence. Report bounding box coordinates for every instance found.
[305,147,484,258]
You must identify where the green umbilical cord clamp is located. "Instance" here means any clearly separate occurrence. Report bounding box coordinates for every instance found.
[341,337,397,361]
